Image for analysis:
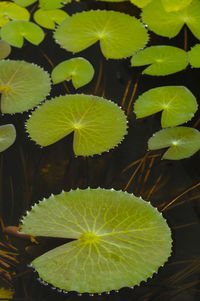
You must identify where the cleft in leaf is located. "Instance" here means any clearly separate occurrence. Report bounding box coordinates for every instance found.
[11,0,37,7]
[0,124,16,152]
[0,60,51,114]
[141,0,200,39]
[148,126,200,159]
[26,94,127,156]
[131,45,188,76]
[20,188,172,294]
[0,20,44,48]
[0,40,11,60]
[0,1,30,27]
[33,9,69,29]
[51,57,94,88]
[162,0,192,12]
[134,86,198,128]
[54,10,149,59]
[188,44,200,68]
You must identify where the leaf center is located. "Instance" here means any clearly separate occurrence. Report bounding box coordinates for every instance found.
[0,85,11,93]
[79,232,99,244]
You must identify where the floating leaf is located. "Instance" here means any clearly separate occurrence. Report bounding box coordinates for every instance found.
[0,40,11,60]
[141,0,200,39]
[188,44,200,68]
[0,124,16,152]
[51,57,94,88]
[0,20,44,48]
[54,10,149,59]
[0,60,51,114]
[34,9,68,29]
[0,287,14,299]
[148,126,200,159]
[12,0,37,7]
[0,1,30,27]
[26,94,127,156]
[162,0,192,12]
[131,46,188,76]
[130,0,152,7]
[134,86,197,128]
[39,0,71,9]
[21,188,172,293]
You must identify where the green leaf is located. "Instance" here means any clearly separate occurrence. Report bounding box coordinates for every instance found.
[12,0,37,7]
[188,44,200,68]
[148,126,200,159]
[130,0,152,7]
[134,86,198,128]
[141,0,200,39]
[0,20,45,48]
[54,10,149,59]
[39,0,71,9]
[0,60,51,114]
[51,57,94,88]
[34,9,69,29]
[162,0,192,12]
[131,45,188,76]
[0,1,30,27]
[0,124,16,152]
[21,188,172,293]
[0,40,11,60]
[26,94,127,156]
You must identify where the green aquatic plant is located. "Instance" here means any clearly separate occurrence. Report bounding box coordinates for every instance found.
[188,44,200,68]
[20,188,172,294]
[54,10,149,59]
[0,1,30,27]
[12,0,37,6]
[0,60,51,113]
[0,287,14,299]
[0,40,11,60]
[0,124,16,152]
[134,86,198,128]
[26,94,127,156]
[51,57,95,88]
[131,45,188,76]
[148,126,200,159]
[12,0,72,8]
[34,8,68,29]
[161,0,192,12]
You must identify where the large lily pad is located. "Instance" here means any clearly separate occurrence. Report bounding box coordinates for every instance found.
[148,126,200,159]
[54,10,149,59]
[0,40,11,60]
[34,9,69,29]
[0,1,30,27]
[21,188,172,293]
[51,57,94,88]
[0,60,51,113]
[134,86,197,128]
[162,0,192,12]
[141,0,200,39]
[188,44,200,68]
[0,124,16,152]
[131,45,188,76]
[26,94,127,156]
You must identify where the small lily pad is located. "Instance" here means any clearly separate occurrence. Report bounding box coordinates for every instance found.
[0,1,30,27]
[162,0,192,12]
[54,10,149,59]
[21,188,172,293]
[134,86,198,128]
[34,9,69,29]
[131,45,188,76]
[188,44,200,68]
[0,60,51,114]
[148,126,200,159]
[0,40,11,60]
[0,124,16,152]
[130,0,152,7]
[12,0,37,6]
[141,0,200,39]
[39,0,71,9]
[51,57,94,88]
[26,94,127,156]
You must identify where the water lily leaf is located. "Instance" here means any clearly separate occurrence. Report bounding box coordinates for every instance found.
[0,124,16,152]
[26,94,127,156]
[0,287,14,299]
[130,0,152,7]
[54,10,149,59]
[134,86,197,128]
[21,188,172,293]
[0,40,11,60]
[141,0,200,39]
[34,9,68,29]
[148,126,200,159]
[51,57,94,88]
[188,44,200,68]
[0,1,30,27]
[131,46,188,76]
[12,0,37,7]
[0,60,51,114]
[162,0,192,12]
[39,0,71,9]
[0,20,44,48]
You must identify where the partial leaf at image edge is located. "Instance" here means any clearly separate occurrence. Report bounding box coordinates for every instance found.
[0,124,16,152]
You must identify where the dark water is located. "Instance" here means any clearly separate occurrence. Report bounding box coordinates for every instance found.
[0,1,200,301]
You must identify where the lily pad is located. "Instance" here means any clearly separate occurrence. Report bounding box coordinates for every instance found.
[0,1,30,27]
[26,94,127,156]
[34,9,69,29]
[162,0,192,12]
[0,60,51,114]
[134,86,198,128]
[20,188,172,293]
[0,124,16,152]
[0,40,11,60]
[54,10,149,59]
[130,0,152,7]
[39,0,71,9]
[131,45,188,76]
[51,57,94,88]
[148,126,200,159]
[188,44,200,68]
[12,0,37,7]
[141,0,200,39]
